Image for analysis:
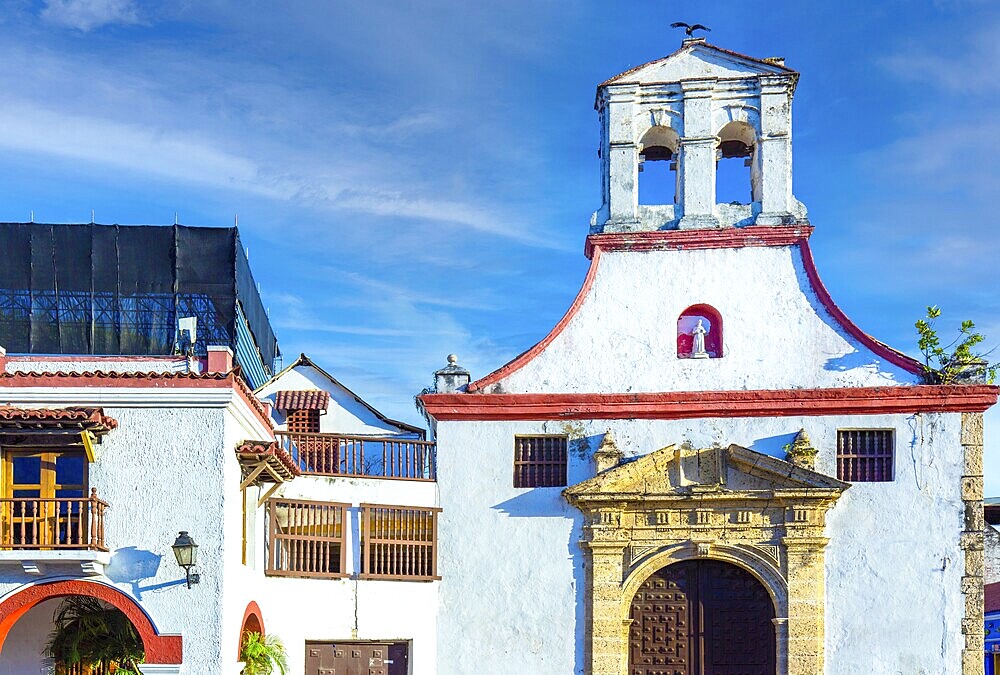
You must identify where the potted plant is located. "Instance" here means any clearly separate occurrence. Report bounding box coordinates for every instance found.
[45,596,145,674]
[240,631,288,675]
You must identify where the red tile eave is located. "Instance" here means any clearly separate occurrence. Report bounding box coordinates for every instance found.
[419,386,1000,422]
[274,389,330,411]
[0,406,118,432]
[0,370,273,432]
[236,440,301,477]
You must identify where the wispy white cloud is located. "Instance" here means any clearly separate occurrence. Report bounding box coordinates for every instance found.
[880,19,1000,94]
[41,0,140,31]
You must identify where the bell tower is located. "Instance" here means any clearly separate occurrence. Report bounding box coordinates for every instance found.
[592,37,807,233]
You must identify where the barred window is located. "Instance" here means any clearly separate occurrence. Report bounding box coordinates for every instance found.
[286,408,320,434]
[360,504,440,581]
[266,498,347,579]
[513,436,568,488]
[837,430,894,482]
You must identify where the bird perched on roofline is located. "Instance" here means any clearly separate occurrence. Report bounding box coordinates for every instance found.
[671,22,711,37]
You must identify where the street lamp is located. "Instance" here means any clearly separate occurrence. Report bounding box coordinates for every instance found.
[171,531,201,588]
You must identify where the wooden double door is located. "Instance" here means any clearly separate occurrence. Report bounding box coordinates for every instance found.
[629,559,776,675]
[305,641,408,675]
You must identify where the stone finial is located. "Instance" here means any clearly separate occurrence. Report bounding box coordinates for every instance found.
[594,429,624,473]
[785,428,818,470]
[434,354,471,393]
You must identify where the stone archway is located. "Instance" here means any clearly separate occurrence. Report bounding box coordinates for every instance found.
[564,442,847,675]
[0,579,182,669]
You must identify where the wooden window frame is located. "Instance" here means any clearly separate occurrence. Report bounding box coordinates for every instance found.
[359,503,441,581]
[837,429,895,482]
[513,435,568,488]
[265,498,348,579]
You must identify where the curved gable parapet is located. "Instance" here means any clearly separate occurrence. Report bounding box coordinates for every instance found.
[468,228,922,395]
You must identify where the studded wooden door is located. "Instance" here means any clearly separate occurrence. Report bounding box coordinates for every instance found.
[628,560,776,675]
[304,641,408,675]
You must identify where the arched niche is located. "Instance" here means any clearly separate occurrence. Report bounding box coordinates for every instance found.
[677,304,723,359]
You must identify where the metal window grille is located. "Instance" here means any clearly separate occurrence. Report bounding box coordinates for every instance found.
[286,409,320,434]
[837,430,894,482]
[360,504,440,581]
[513,436,568,488]
[266,498,347,579]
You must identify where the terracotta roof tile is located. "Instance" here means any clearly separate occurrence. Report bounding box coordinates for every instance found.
[0,406,117,433]
[236,440,301,479]
[274,389,330,411]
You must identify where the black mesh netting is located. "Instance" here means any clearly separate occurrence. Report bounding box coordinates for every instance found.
[0,223,278,370]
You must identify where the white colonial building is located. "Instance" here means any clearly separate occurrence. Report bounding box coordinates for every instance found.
[419,39,997,675]
[0,226,439,675]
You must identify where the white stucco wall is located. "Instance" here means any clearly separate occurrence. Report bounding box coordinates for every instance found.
[257,364,420,437]
[0,383,272,675]
[433,412,965,674]
[0,597,61,674]
[486,245,919,394]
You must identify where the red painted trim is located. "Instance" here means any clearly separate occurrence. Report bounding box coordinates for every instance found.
[467,248,603,393]
[0,579,182,664]
[238,601,265,659]
[798,240,924,375]
[583,225,814,259]
[420,385,999,421]
[0,370,274,432]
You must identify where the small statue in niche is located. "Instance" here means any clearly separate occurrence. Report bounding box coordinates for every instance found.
[691,319,710,359]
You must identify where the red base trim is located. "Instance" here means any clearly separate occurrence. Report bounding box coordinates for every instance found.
[583,225,814,259]
[421,385,999,421]
[0,579,182,664]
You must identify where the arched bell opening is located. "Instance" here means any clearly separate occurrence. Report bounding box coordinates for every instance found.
[715,120,759,206]
[638,126,681,206]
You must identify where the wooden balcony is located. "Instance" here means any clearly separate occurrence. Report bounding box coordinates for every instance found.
[0,489,108,552]
[275,432,437,481]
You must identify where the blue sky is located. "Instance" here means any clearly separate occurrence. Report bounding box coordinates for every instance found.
[1,1,999,489]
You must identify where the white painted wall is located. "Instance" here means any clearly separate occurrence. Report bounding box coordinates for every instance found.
[485,245,919,394]
[433,412,966,675]
[257,364,420,437]
[0,597,61,674]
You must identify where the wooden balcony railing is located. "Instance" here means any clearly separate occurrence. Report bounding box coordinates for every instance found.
[0,489,108,551]
[266,498,348,579]
[360,504,440,581]
[275,432,436,480]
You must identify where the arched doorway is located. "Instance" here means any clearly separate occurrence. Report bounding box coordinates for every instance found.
[0,580,181,668]
[629,559,775,675]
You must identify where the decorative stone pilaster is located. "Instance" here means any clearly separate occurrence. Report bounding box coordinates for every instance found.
[782,536,829,674]
[961,412,986,675]
[583,539,629,675]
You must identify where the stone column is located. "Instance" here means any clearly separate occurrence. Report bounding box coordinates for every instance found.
[678,79,719,229]
[772,617,789,675]
[781,535,828,675]
[604,90,639,230]
[583,539,628,675]
[756,75,795,225]
[961,412,986,675]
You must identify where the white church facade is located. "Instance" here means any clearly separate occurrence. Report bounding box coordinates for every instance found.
[419,39,997,675]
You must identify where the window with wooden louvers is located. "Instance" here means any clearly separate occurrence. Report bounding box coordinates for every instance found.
[837,430,894,482]
[513,436,568,488]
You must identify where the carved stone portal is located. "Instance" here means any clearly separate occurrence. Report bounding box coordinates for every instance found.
[563,443,848,675]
